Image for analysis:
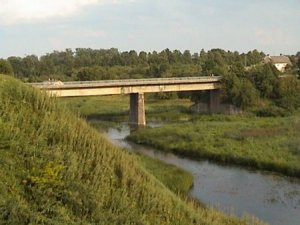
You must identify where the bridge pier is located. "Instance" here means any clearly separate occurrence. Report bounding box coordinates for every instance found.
[209,90,221,113]
[129,93,146,127]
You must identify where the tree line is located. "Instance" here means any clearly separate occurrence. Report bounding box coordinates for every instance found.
[0,48,299,114]
[0,48,265,80]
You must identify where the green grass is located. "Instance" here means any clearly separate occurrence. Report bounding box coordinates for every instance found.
[128,114,300,178]
[0,75,266,224]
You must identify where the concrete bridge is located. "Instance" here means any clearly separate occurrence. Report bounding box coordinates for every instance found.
[30,76,221,127]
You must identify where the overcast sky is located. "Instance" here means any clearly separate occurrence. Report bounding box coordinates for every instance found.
[0,0,299,58]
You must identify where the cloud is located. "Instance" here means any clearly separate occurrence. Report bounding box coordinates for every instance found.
[0,0,134,25]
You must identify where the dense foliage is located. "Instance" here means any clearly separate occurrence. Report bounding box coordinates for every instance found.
[0,75,265,225]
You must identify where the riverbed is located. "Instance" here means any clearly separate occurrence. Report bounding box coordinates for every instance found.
[103,123,300,225]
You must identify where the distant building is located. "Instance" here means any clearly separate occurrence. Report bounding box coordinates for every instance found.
[264,55,292,72]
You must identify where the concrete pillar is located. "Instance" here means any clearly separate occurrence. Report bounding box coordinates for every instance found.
[209,90,221,113]
[129,93,146,127]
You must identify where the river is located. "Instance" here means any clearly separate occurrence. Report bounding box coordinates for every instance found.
[102,123,300,225]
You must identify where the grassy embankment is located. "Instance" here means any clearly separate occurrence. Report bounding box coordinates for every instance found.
[0,75,266,224]
[128,115,300,178]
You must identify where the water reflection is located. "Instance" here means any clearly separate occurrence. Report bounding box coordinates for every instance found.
[105,124,300,225]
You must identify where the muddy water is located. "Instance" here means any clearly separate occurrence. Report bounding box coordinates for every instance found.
[105,124,300,225]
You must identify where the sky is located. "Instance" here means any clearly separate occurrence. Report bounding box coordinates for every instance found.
[0,0,299,58]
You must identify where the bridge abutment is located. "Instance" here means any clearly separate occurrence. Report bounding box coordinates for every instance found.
[209,90,221,113]
[129,93,146,127]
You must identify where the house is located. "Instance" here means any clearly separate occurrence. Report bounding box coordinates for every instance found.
[264,55,292,72]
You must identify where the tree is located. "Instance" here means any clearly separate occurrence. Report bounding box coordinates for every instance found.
[221,73,259,109]
[7,56,23,77]
[164,48,176,64]
[76,67,95,81]
[0,59,14,76]
[74,48,94,67]
[199,49,207,65]
[201,49,228,76]
[237,79,259,109]
[246,49,264,66]
[276,76,300,111]
[229,62,245,76]
[146,63,169,78]
[158,50,169,64]
[22,55,40,77]
[75,67,112,81]
[148,51,161,65]
[213,51,225,67]
[183,50,192,64]
[247,64,278,99]
[138,51,148,65]
[128,50,139,65]
[192,53,199,64]
[41,49,74,76]
[172,50,183,64]
[39,54,55,76]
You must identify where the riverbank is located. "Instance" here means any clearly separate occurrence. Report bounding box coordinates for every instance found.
[128,114,300,178]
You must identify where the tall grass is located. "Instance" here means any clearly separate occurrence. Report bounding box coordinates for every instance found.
[0,75,266,224]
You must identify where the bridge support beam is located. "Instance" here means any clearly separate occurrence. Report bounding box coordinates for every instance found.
[209,90,221,113]
[129,93,146,127]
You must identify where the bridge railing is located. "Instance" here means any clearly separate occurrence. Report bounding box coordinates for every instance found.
[58,76,221,85]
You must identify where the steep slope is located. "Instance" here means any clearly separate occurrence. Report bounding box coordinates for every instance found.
[0,75,264,225]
